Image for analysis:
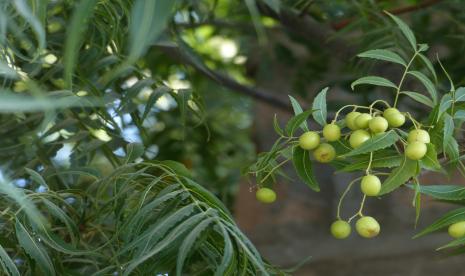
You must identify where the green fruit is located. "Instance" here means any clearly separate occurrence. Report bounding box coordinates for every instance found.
[345,112,361,130]
[323,124,341,142]
[405,141,427,160]
[448,221,465,238]
[354,113,372,129]
[355,216,380,238]
[349,130,371,148]
[383,108,405,128]
[368,117,388,134]
[330,220,351,239]
[256,188,276,204]
[407,129,430,144]
[299,131,320,150]
[313,143,336,163]
[360,175,381,196]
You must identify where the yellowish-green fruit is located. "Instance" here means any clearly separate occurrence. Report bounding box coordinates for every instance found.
[405,141,427,160]
[313,143,336,163]
[407,129,430,144]
[355,113,372,129]
[330,220,351,239]
[356,216,380,238]
[360,175,381,196]
[346,112,361,130]
[299,131,320,150]
[369,117,389,134]
[448,221,465,238]
[383,108,405,128]
[323,124,341,142]
[256,188,276,204]
[349,130,371,148]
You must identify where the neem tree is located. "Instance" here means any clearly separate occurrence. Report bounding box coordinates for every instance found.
[249,12,465,246]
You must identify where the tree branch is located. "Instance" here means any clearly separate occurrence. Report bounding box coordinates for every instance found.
[332,0,444,31]
[157,43,294,112]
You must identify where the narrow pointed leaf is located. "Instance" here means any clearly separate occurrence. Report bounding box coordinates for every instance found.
[351,76,397,90]
[312,87,328,126]
[357,49,406,66]
[414,207,465,238]
[401,91,434,107]
[407,71,437,104]
[385,11,417,50]
[343,131,399,157]
[285,109,313,136]
[379,156,418,195]
[292,146,319,191]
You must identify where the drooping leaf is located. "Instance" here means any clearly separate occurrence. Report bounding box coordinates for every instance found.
[16,220,55,276]
[312,87,328,126]
[438,94,453,116]
[357,49,406,66]
[443,114,454,155]
[340,154,402,172]
[418,53,437,83]
[454,87,465,102]
[400,91,434,107]
[343,131,399,157]
[421,143,441,171]
[385,11,417,51]
[413,185,465,201]
[351,76,397,90]
[379,156,418,195]
[124,143,145,163]
[292,146,319,192]
[273,114,284,136]
[407,71,437,104]
[0,245,20,276]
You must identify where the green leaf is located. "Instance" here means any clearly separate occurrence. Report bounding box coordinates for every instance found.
[340,154,402,172]
[379,156,418,195]
[443,114,454,155]
[445,137,459,162]
[454,87,465,102]
[124,143,145,163]
[454,110,465,121]
[0,245,20,276]
[16,220,55,276]
[414,185,465,201]
[13,0,46,51]
[312,87,328,126]
[414,207,465,238]
[343,131,399,157]
[439,94,453,116]
[176,218,214,275]
[357,49,406,66]
[288,95,309,131]
[400,91,434,107]
[385,11,417,51]
[351,76,397,90]
[63,0,97,87]
[273,114,284,136]
[292,146,319,192]
[421,143,441,171]
[285,109,313,136]
[128,0,175,61]
[437,235,465,250]
[413,180,421,227]
[418,53,437,83]
[263,0,280,13]
[0,61,18,79]
[24,168,48,188]
[0,90,103,112]
[407,71,438,104]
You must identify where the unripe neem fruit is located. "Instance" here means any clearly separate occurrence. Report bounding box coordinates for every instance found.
[349,130,371,149]
[356,216,380,238]
[299,131,320,150]
[383,108,405,128]
[330,220,351,239]
[323,124,341,142]
[346,112,361,130]
[360,175,381,196]
[407,129,430,144]
[256,188,276,204]
[313,143,336,163]
[405,141,427,160]
[369,117,389,134]
[354,113,372,129]
[448,221,465,238]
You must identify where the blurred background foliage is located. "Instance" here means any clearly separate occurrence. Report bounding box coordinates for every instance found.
[0,0,464,274]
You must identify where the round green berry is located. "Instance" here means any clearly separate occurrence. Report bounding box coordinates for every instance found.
[346,112,361,130]
[354,113,372,129]
[368,117,389,134]
[405,141,427,160]
[256,188,277,204]
[407,129,430,144]
[383,108,405,128]
[356,216,380,238]
[313,143,336,163]
[448,221,465,239]
[330,220,351,239]
[299,131,320,150]
[323,124,341,142]
[349,129,371,149]
[360,175,381,196]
